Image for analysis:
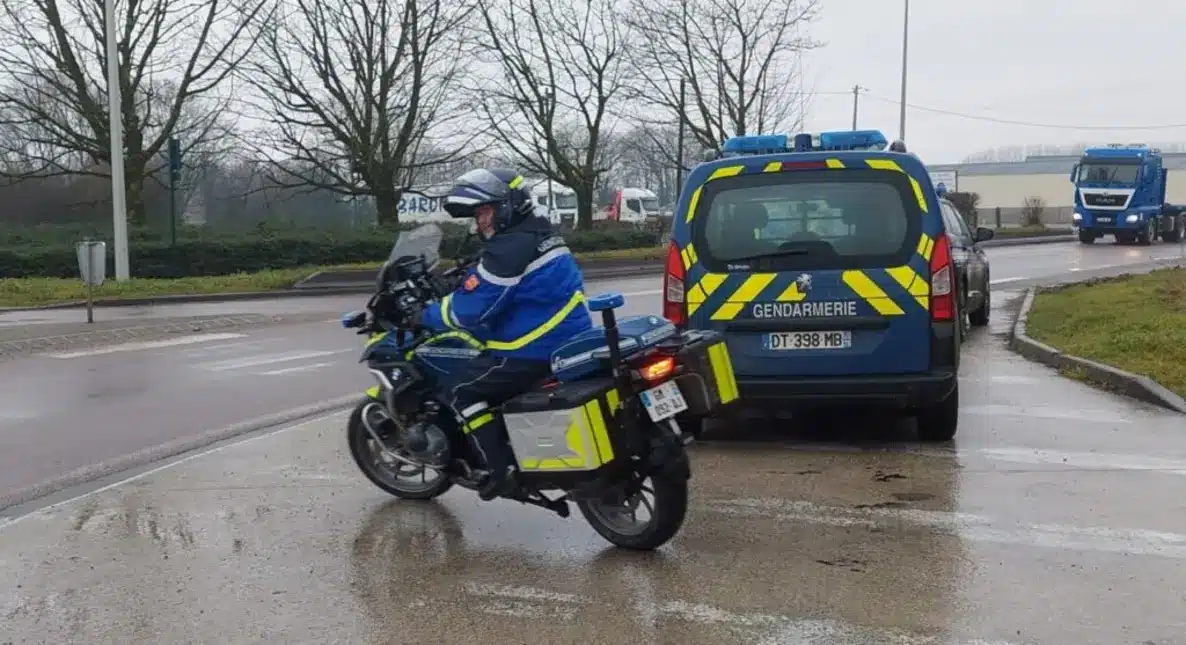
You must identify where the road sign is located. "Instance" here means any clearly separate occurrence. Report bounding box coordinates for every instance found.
[76,240,107,323]
[929,170,957,191]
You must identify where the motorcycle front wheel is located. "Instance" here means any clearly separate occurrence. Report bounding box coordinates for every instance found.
[577,468,688,551]
[346,398,454,500]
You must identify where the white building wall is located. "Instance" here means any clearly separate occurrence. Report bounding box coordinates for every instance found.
[958,174,1070,208]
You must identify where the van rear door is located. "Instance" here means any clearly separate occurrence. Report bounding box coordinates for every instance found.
[685,162,933,377]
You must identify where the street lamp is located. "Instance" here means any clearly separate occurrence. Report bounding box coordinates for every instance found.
[897,0,910,142]
[105,0,130,281]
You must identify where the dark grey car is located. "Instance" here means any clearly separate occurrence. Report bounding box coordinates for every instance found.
[938,198,994,328]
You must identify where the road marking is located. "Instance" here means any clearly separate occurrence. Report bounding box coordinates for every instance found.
[0,410,345,531]
[983,447,1186,475]
[201,349,349,372]
[259,361,336,376]
[961,404,1132,424]
[462,582,1021,643]
[42,332,247,359]
[706,498,1186,559]
[989,277,1028,285]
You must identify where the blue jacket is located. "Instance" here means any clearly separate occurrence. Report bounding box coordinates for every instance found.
[420,216,593,361]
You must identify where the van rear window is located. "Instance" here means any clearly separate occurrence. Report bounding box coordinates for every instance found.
[692,168,921,271]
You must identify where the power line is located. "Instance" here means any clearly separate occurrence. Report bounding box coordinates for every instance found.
[860,93,1186,131]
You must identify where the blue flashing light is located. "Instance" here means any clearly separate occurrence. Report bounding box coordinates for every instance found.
[819,130,889,151]
[721,134,788,156]
[935,182,948,196]
[718,129,891,158]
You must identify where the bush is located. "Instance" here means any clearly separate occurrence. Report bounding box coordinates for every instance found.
[0,221,666,279]
[1021,196,1047,227]
[945,191,981,226]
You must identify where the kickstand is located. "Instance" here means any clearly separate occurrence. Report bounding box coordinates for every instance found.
[511,490,571,518]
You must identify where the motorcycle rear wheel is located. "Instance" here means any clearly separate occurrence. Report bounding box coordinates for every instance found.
[346,398,454,500]
[577,470,688,551]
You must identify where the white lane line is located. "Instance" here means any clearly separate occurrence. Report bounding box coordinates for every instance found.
[982,447,1186,475]
[989,276,1029,285]
[961,404,1132,424]
[0,410,346,531]
[707,498,1186,559]
[42,333,247,359]
[258,361,335,376]
[462,582,1021,643]
[202,349,350,372]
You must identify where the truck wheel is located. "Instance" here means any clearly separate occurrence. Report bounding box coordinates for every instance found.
[1138,219,1156,245]
[916,385,959,442]
[1164,216,1184,243]
[1078,230,1095,244]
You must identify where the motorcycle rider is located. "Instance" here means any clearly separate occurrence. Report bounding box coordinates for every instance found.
[413,168,593,501]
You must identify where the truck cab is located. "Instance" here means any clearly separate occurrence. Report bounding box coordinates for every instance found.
[1071,144,1184,244]
[528,180,579,229]
[608,187,662,224]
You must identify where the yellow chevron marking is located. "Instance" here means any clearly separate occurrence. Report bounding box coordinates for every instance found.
[842,270,904,316]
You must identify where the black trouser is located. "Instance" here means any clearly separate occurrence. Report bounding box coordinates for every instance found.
[434,354,551,475]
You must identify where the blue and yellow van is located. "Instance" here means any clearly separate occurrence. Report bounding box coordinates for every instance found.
[661,130,961,441]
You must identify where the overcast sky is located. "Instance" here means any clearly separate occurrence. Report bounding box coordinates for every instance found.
[797,0,1186,163]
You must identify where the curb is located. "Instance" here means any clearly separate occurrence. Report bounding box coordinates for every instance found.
[0,286,369,313]
[1008,287,1186,414]
[0,395,358,514]
[293,259,663,290]
[980,234,1074,247]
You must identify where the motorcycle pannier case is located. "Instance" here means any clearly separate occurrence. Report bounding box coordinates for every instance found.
[502,377,623,473]
[670,330,740,417]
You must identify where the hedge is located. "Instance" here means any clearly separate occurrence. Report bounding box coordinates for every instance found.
[0,222,666,279]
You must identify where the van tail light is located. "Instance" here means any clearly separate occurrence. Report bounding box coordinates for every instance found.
[929,232,955,322]
[662,240,686,325]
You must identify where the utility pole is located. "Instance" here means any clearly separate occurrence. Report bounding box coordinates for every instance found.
[675,78,687,199]
[851,85,866,130]
[105,0,129,281]
[898,0,910,142]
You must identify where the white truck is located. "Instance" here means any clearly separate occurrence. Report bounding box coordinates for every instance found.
[608,187,662,224]
[527,179,578,228]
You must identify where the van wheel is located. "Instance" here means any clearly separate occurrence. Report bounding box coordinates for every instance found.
[916,386,958,442]
[968,291,990,327]
[1078,230,1095,244]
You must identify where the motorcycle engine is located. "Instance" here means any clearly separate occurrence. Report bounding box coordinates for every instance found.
[401,421,451,467]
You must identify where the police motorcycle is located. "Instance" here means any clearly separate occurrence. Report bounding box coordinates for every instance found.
[340,223,740,550]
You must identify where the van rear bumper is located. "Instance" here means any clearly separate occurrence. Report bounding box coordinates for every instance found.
[735,370,957,410]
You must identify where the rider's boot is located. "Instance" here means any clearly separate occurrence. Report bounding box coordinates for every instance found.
[460,407,518,501]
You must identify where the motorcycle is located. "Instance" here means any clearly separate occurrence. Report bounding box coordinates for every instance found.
[339,223,740,550]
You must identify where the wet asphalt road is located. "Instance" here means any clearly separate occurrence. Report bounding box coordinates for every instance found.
[3,240,1183,505]
[3,291,1186,644]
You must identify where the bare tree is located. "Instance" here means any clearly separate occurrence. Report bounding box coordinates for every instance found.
[625,0,821,163]
[240,0,473,227]
[0,0,267,228]
[472,0,630,230]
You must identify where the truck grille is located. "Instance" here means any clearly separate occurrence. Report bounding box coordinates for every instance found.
[1083,193,1127,208]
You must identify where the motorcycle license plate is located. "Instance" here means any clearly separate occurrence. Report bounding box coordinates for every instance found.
[639,381,689,423]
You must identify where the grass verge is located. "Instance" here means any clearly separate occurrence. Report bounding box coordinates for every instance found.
[992,225,1073,238]
[0,246,667,308]
[1025,267,1186,398]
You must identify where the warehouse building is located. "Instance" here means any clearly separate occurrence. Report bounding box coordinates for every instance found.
[926,153,1186,227]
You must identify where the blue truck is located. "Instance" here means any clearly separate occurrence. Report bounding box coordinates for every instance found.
[1071,143,1186,244]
